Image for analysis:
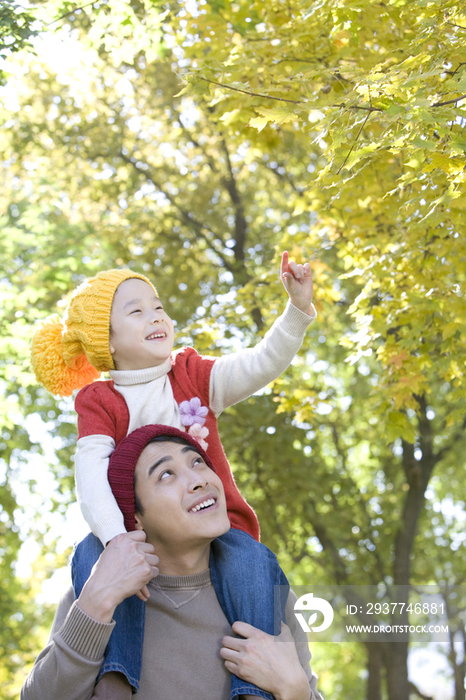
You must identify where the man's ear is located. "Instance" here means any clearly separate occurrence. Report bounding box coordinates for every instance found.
[109,344,115,354]
[134,513,144,530]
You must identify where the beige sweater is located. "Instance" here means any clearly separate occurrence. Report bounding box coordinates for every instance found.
[21,570,322,700]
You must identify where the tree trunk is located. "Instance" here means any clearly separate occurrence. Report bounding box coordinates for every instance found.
[366,643,383,700]
[449,623,466,700]
[384,642,410,700]
[387,397,437,700]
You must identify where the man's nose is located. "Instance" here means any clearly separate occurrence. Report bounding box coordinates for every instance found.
[189,472,208,491]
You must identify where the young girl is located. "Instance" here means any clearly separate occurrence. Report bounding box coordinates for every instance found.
[31,252,315,699]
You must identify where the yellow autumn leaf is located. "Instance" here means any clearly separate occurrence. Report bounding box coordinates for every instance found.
[424,154,464,175]
[219,109,241,125]
[255,105,298,125]
[248,116,270,132]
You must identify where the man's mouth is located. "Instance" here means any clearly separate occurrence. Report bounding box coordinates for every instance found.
[146,331,167,341]
[188,497,217,514]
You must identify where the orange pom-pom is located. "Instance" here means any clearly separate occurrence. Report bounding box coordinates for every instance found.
[30,315,100,397]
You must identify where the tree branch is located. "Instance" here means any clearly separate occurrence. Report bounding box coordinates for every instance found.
[119,152,235,273]
[219,140,264,328]
[219,140,247,266]
[170,108,220,176]
[265,161,307,195]
[307,496,350,583]
[48,1,99,26]
[337,110,372,174]
[342,104,383,112]
[252,441,348,575]
[328,423,387,583]
[212,7,245,37]
[199,77,304,105]
[443,62,466,77]
[408,682,434,700]
[446,21,466,31]
[254,462,300,557]
[434,414,466,464]
[432,94,466,107]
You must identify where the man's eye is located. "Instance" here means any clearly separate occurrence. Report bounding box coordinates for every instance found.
[193,457,204,467]
[130,309,142,314]
[159,469,173,480]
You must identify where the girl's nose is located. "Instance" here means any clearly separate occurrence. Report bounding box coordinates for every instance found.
[149,309,162,322]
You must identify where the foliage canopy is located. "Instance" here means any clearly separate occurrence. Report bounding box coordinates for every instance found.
[1,1,466,698]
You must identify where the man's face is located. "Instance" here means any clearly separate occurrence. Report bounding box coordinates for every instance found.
[109,278,175,370]
[134,440,230,553]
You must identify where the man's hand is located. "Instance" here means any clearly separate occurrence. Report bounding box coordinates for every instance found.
[77,531,159,623]
[220,621,310,700]
[280,251,314,316]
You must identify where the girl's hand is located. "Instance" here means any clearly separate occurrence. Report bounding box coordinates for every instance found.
[280,251,314,315]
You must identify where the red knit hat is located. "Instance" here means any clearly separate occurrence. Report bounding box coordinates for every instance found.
[108,425,217,532]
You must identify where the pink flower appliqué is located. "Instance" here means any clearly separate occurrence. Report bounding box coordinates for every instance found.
[188,423,209,451]
[179,397,208,428]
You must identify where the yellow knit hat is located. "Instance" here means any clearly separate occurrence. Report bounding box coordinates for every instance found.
[31,269,158,397]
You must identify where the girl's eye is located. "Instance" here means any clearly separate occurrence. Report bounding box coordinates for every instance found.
[130,309,142,314]
[159,469,173,480]
[193,457,204,467]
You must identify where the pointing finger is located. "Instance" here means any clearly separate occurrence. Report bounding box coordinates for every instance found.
[280,251,289,279]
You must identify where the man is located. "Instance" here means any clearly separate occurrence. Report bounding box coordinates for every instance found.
[22,425,322,700]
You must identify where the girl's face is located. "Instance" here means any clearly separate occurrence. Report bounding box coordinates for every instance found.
[109,279,175,370]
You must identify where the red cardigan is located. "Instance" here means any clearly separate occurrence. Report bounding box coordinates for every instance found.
[76,347,260,541]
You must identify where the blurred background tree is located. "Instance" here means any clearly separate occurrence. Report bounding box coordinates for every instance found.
[1,1,465,698]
